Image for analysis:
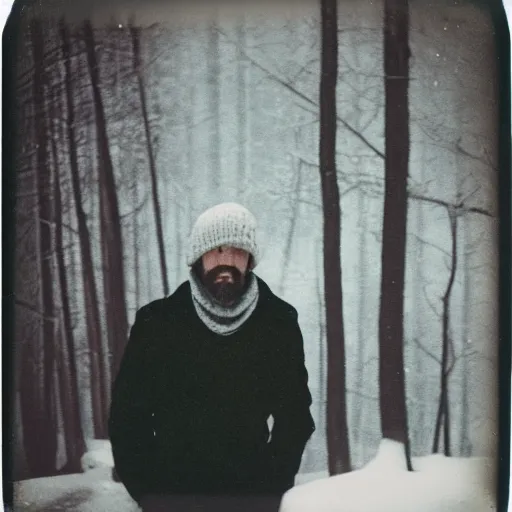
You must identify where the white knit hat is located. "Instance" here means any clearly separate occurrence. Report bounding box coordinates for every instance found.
[187,202,260,266]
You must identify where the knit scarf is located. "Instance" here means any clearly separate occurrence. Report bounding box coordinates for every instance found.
[189,269,259,336]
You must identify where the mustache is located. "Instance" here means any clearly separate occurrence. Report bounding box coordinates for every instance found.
[204,265,243,283]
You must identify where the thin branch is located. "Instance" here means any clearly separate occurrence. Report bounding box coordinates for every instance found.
[455,137,497,172]
[62,222,79,235]
[409,193,494,217]
[412,337,441,364]
[422,284,442,317]
[217,28,386,160]
[446,351,458,376]
[410,232,451,258]
[119,191,150,220]
[14,297,58,322]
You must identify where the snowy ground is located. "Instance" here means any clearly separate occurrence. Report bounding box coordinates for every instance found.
[12,440,496,512]
[281,441,496,512]
[13,441,138,512]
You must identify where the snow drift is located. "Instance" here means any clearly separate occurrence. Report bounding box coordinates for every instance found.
[14,439,496,512]
[281,440,496,512]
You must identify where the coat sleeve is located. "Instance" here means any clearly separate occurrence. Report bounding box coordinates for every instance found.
[266,307,315,489]
[108,307,160,504]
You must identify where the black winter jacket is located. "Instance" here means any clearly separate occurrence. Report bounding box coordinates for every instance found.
[109,276,315,503]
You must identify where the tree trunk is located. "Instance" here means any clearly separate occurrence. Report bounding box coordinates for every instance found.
[146,205,153,305]
[30,17,58,477]
[19,326,44,478]
[132,165,141,309]
[207,12,221,190]
[320,0,351,475]
[17,89,42,481]
[60,19,108,439]
[54,320,82,473]
[236,16,249,198]
[380,0,412,469]
[460,213,471,456]
[354,189,367,464]
[433,210,457,456]
[99,184,114,388]
[315,245,326,433]
[130,24,169,297]
[183,40,196,281]
[49,80,86,472]
[83,20,129,383]
[412,149,426,452]
[279,129,302,296]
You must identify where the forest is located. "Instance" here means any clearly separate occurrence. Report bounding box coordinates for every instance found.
[7,0,502,493]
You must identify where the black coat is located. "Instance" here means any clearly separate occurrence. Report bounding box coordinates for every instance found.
[109,276,315,504]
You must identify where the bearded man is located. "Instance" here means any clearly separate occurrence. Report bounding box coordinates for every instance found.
[109,202,315,511]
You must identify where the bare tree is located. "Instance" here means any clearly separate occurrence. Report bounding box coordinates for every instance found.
[15,53,46,481]
[61,19,108,438]
[131,163,141,308]
[30,17,58,476]
[48,74,86,472]
[320,0,351,475]
[83,20,129,383]
[129,23,169,297]
[432,209,457,456]
[379,0,412,469]
[279,129,302,296]
[410,152,427,453]
[353,188,368,464]
[459,213,471,456]
[236,15,250,198]
[430,194,492,456]
[208,11,221,189]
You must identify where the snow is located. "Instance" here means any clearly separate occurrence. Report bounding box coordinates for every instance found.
[18,466,140,512]
[14,468,138,512]
[12,439,496,512]
[14,440,138,512]
[81,439,115,471]
[281,440,496,512]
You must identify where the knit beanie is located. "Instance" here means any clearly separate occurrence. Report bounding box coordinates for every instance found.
[187,202,260,267]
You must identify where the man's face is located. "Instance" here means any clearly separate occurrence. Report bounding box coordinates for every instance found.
[201,246,251,306]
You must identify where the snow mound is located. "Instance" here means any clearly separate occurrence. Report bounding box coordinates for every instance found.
[14,467,138,512]
[363,438,409,472]
[81,439,114,472]
[281,440,496,512]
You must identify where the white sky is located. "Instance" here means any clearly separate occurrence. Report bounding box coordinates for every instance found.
[0,0,510,511]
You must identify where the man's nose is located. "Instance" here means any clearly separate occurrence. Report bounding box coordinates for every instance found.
[218,247,235,263]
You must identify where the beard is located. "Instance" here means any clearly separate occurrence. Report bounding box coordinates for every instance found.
[202,265,245,307]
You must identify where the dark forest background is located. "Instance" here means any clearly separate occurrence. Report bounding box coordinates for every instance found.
[7,0,501,482]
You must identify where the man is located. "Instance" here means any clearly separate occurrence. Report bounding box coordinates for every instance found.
[109,202,315,511]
